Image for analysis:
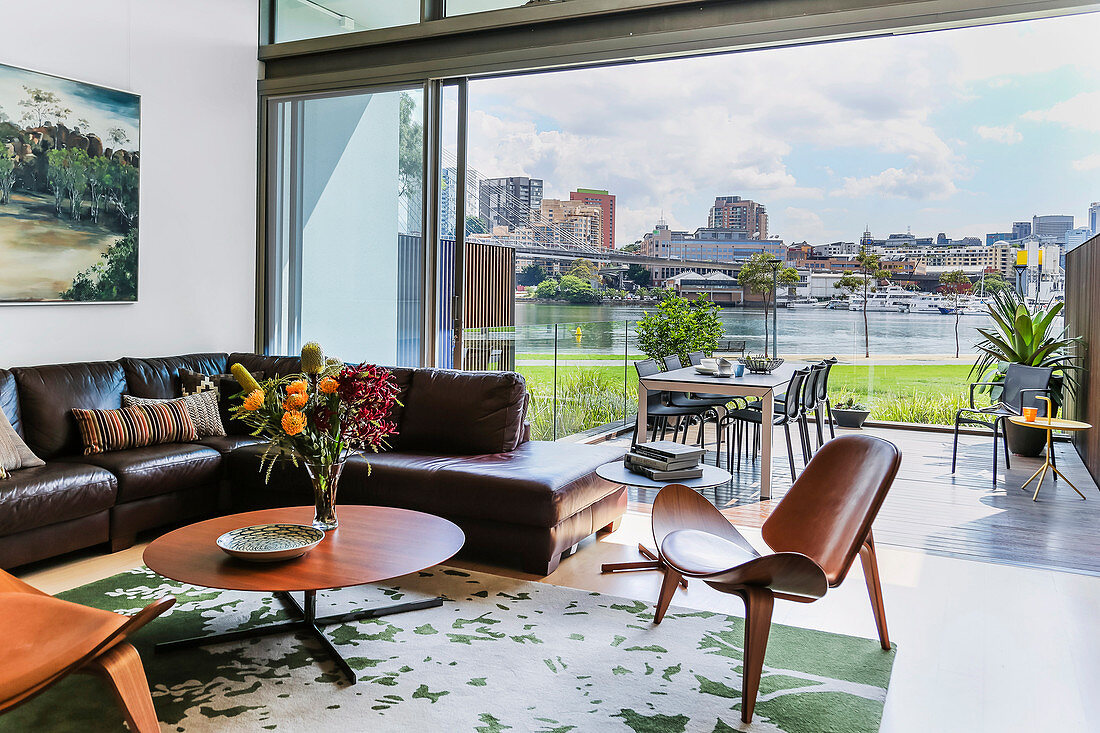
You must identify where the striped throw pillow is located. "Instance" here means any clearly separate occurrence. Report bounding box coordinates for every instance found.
[72,400,198,455]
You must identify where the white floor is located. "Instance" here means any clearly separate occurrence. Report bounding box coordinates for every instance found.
[21,510,1100,732]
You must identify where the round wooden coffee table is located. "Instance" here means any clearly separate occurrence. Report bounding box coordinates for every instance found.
[144,506,464,684]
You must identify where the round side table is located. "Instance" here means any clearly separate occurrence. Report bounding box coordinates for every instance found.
[1007,415,1092,501]
[596,460,733,584]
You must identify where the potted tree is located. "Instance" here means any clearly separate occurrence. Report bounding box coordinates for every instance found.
[831,394,871,429]
[972,290,1080,456]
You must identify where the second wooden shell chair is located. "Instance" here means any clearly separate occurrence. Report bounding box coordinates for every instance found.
[0,569,174,732]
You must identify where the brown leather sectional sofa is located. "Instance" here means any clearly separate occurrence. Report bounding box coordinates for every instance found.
[0,353,627,575]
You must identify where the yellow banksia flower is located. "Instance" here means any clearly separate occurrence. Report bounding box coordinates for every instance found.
[301,342,326,375]
[281,410,307,436]
[243,389,265,411]
[284,391,308,410]
[286,379,308,395]
[319,377,339,394]
[231,363,261,393]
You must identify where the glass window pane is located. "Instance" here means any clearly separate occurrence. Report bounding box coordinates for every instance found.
[274,0,419,43]
[268,87,425,367]
[446,0,533,17]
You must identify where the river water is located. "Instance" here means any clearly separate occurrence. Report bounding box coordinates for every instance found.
[514,301,994,358]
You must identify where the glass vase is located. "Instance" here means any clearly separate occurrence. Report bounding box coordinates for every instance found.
[304,460,345,531]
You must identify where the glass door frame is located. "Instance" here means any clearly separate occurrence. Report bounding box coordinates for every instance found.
[258,77,468,367]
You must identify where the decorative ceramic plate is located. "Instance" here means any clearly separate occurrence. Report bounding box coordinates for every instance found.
[216,523,325,563]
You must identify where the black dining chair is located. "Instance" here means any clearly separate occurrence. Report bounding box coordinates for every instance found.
[660,354,730,454]
[634,359,712,444]
[797,363,826,461]
[814,357,839,444]
[722,367,810,481]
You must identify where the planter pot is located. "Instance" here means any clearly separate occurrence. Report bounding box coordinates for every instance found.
[833,408,870,429]
[1004,419,1047,457]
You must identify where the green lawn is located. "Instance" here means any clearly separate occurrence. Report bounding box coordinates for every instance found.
[515,361,977,430]
[518,353,646,361]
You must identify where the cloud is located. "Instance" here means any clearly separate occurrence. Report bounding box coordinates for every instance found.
[1072,153,1100,171]
[780,207,835,243]
[832,167,958,201]
[467,13,1098,243]
[1022,92,1100,133]
[975,124,1022,144]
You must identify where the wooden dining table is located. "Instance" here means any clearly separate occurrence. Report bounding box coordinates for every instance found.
[636,362,802,500]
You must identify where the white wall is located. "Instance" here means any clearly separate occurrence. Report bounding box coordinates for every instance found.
[0,0,258,367]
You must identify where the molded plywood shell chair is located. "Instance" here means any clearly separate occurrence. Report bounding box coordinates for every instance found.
[0,570,174,732]
[650,434,900,723]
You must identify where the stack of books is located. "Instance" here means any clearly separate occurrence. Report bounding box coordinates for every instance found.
[625,441,705,481]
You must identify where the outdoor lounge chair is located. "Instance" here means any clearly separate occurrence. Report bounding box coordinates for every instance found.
[952,363,1055,486]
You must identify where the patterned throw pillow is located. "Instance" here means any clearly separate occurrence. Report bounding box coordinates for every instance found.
[180,369,262,436]
[124,392,226,438]
[0,408,45,479]
[72,400,198,455]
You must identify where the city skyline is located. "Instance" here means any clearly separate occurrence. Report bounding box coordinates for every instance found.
[467,13,1100,248]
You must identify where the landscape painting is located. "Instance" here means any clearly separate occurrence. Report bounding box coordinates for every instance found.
[0,62,139,303]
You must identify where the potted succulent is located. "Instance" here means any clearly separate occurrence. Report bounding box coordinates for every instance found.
[831,395,871,429]
[972,290,1079,456]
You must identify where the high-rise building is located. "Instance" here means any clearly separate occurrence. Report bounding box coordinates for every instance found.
[478,176,544,230]
[569,189,616,249]
[1032,214,1074,242]
[1089,202,1100,235]
[708,196,768,240]
[441,167,459,238]
[535,199,603,248]
[1066,227,1093,252]
[1012,221,1032,239]
[986,232,1013,246]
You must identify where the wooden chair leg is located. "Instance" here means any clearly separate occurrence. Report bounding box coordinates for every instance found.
[84,643,160,733]
[652,565,682,625]
[859,533,890,651]
[736,586,775,724]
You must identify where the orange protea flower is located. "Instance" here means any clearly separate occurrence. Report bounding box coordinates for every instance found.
[243,389,265,411]
[286,380,308,395]
[281,410,307,436]
[284,391,308,410]
[318,377,339,394]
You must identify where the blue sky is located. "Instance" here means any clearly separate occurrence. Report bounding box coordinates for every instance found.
[467,13,1100,246]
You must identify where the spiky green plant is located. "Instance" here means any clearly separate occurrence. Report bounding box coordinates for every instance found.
[971,289,1080,406]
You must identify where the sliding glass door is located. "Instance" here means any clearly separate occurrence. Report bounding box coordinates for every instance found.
[266,86,426,366]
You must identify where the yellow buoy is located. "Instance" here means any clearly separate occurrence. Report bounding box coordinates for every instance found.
[574,326,583,342]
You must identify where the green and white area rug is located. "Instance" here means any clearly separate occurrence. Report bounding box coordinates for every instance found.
[2,567,895,733]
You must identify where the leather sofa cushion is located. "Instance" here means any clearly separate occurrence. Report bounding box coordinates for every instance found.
[194,435,265,454]
[228,440,625,528]
[0,462,117,535]
[227,353,301,379]
[0,369,20,438]
[399,370,528,454]
[63,444,221,503]
[12,362,127,459]
[120,354,229,399]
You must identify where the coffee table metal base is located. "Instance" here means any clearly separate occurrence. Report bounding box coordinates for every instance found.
[155,590,444,684]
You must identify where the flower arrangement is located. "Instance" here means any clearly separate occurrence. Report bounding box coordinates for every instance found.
[229,341,399,529]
